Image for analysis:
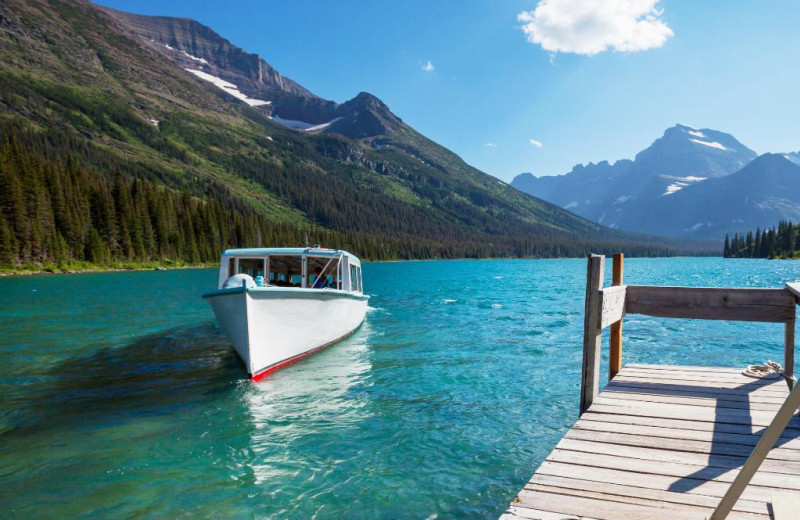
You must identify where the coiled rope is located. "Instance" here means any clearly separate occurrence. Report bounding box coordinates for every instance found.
[742,360,796,382]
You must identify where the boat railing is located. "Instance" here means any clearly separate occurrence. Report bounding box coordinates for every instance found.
[581,254,800,520]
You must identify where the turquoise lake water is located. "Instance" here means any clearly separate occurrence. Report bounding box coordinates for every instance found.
[1,257,799,518]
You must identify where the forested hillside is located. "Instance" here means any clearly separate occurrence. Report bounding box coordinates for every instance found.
[0,0,688,272]
[724,221,798,259]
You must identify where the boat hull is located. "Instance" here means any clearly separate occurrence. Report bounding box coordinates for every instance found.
[204,287,368,378]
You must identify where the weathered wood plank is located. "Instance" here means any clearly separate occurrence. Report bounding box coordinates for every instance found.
[535,461,787,506]
[772,495,800,520]
[606,379,790,400]
[575,417,800,447]
[581,254,604,415]
[626,363,750,374]
[501,505,597,520]
[598,388,786,409]
[609,374,788,391]
[609,253,624,380]
[555,437,800,475]
[588,402,800,430]
[599,285,626,329]
[595,395,782,416]
[606,380,792,401]
[614,367,789,386]
[526,483,769,520]
[625,285,796,323]
[547,449,800,490]
[528,474,770,516]
[565,428,800,462]
[786,319,795,389]
[515,489,766,520]
[579,411,800,439]
[611,374,790,394]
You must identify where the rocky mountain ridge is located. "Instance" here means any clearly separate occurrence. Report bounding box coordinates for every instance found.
[511,125,799,238]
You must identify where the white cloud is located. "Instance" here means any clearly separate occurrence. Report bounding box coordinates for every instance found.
[421,60,434,72]
[484,142,498,148]
[529,138,543,148]
[517,0,674,56]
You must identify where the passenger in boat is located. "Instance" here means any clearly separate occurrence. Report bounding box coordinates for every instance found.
[312,271,329,289]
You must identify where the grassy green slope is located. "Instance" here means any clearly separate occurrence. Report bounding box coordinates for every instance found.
[0,0,687,269]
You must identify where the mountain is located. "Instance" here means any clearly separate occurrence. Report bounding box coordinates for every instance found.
[0,0,682,270]
[510,124,772,238]
[100,6,414,140]
[624,154,800,237]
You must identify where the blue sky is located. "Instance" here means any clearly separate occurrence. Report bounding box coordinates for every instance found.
[97,0,800,181]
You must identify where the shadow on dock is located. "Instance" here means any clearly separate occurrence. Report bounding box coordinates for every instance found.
[1,323,242,438]
[607,378,800,493]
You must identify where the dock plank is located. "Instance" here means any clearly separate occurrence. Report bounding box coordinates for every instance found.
[502,365,800,519]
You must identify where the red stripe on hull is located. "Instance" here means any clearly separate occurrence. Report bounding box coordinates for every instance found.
[248,325,362,382]
[250,341,337,382]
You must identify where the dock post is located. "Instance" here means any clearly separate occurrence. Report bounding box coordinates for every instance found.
[609,253,624,381]
[786,318,795,389]
[580,254,604,416]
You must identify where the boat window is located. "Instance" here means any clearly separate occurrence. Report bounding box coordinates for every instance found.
[306,254,342,289]
[227,258,235,278]
[238,258,264,278]
[268,255,303,287]
[357,266,363,292]
[350,265,358,292]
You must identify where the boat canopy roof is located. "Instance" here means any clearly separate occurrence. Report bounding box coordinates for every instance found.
[222,248,361,264]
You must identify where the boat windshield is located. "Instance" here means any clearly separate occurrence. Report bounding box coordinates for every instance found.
[228,253,345,290]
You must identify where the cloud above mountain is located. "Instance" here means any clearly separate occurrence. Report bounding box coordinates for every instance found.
[421,60,434,72]
[529,138,543,148]
[518,0,674,56]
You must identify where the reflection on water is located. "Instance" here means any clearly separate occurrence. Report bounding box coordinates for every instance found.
[244,323,374,485]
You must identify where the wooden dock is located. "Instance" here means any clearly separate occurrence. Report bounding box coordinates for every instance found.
[502,254,800,520]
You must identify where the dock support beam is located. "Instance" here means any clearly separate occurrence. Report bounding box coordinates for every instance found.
[609,253,624,381]
[786,319,795,389]
[580,254,604,416]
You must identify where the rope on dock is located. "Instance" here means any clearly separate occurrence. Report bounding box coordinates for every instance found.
[742,360,796,382]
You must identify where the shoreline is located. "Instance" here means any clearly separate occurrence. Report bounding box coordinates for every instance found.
[0,254,741,277]
[0,264,217,277]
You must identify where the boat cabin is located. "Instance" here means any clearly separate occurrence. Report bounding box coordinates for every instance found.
[217,248,363,293]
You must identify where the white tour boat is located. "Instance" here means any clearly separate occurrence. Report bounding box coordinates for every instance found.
[203,247,368,380]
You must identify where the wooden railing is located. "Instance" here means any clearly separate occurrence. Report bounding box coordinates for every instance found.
[580,254,800,520]
[581,253,798,415]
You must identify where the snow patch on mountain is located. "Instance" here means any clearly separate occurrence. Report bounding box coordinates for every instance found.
[686,129,705,138]
[306,118,343,132]
[185,69,270,106]
[272,115,342,132]
[563,201,578,209]
[662,176,707,196]
[182,51,208,64]
[690,138,726,151]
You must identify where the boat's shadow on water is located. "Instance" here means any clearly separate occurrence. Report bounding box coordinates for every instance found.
[2,323,243,436]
